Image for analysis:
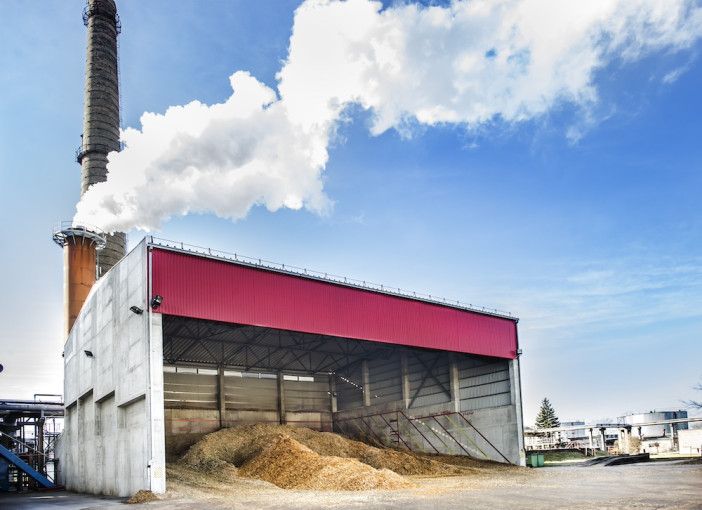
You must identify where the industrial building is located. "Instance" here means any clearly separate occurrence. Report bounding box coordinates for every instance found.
[55,236,525,496]
[40,0,528,498]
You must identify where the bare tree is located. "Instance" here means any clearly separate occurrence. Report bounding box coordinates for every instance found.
[683,377,702,409]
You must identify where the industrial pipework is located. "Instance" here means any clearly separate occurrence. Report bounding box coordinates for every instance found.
[53,222,106,340]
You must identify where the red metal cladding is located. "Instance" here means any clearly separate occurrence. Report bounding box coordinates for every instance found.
[151,248,518,359]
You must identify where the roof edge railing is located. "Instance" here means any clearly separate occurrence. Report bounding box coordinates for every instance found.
[147,236,516,320]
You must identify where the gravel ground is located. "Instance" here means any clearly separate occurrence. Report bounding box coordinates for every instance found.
[1,461,700,509]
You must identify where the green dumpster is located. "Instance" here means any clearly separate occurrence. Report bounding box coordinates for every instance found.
[537,454,545,467]
[529,454,539,467]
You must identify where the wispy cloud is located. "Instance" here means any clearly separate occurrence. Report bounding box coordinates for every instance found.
[501,254,702,341]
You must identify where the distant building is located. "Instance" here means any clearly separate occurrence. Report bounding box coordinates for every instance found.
[619,410,689,454]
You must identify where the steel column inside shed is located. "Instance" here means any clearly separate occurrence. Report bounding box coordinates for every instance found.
[59,238,525,497]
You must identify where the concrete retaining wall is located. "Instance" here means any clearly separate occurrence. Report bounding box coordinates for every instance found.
[58,240,165,497]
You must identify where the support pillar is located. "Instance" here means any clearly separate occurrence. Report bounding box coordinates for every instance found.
[509,356,527,466]
[329,376,337,413]
[277,372,286,425]
[217,367,226,429]
[401,353,410,409]
[37,418,45,481]
[449,354,460,412]
[599,428,607,452]
[362,360,371,407]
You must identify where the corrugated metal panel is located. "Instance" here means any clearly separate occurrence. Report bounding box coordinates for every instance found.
[284,379,331,412]
[457,357,511,411]
[368,356,402,405]
[408,351,451,408]
[460,393,511,411]
[164,372,217,409]
[224,376,278,410]
[336,365,364,411]
[152,248,517,358]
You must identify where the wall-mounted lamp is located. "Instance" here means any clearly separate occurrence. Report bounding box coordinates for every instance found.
[150,295,163,310]
[84,350,94,358]
[130,306,144,315]
[515,348,523,356]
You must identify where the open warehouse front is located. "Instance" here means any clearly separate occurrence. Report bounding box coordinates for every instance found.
[58,238,525,497]
[162,316,522,464]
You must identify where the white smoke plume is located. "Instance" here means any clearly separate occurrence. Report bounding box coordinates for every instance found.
[75,0,702,232]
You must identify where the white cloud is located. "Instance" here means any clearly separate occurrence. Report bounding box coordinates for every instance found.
[75,0,702,232]
[76,72,333,232]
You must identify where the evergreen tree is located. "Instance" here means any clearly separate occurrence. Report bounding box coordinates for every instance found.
[535,397,561,429]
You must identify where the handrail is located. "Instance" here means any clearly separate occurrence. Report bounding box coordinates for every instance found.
[335,409,513,464]
[0,431,49,458]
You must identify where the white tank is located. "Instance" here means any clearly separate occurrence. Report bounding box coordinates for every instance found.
[622,410,688,438]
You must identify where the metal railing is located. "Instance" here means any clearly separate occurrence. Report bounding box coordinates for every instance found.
[334,410,512,464]
[148,236,515,319]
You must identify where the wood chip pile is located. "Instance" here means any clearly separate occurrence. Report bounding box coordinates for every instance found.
[126,490,159,504]
[238,435,415,490]
[177,423,480,491]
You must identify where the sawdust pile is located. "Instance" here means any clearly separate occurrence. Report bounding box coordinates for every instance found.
[177,424,479,491]
[126,490,160,504]
[238,434,415,490]
[180,423,467,477]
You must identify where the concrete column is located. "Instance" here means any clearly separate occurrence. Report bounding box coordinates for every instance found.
[587,428,594,449]
[619,428,631,454]
[217,368,226,429]
[362,360,371,407]
[599,428,607,452]
[401,353,410,409]
[147,312,166,494]
[509,357,527,466]
[449,354,460,412]
[329,376,337,413]
[277,372,286,425]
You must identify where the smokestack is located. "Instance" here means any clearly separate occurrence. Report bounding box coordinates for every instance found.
[77,0,126,275]
[53,224,106,340]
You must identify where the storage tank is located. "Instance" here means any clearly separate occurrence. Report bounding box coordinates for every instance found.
[622,410,688,438]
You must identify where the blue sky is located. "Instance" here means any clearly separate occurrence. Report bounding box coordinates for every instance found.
[1,0,701,425]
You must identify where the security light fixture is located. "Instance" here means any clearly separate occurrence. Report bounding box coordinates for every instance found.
[84,350,94,358]
[150,295,163,310]
[130,306,144,315]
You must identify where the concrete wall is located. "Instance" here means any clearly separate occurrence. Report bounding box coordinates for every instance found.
[679,429,702,454]
[58,240,165,497]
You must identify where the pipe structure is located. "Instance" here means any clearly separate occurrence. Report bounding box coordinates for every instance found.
[78,0,126,275]
[53,223,106,340]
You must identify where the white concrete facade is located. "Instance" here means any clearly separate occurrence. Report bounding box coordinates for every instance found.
[678,429,702,455]
[57,240,165,497]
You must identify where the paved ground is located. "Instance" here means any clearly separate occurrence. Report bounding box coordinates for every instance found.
[1,460,700,509]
